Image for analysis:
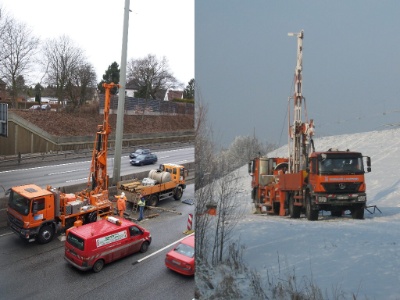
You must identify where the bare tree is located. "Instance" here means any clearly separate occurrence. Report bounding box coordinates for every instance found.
[0,8,10,63]
[0,17,39,107]
[220,135,276,173]
[65,63,97,110]
[127,54,178,100]
[42,35,84,110]
[211,166,244,264]
[195,89,245,266]
[194,97,216,263]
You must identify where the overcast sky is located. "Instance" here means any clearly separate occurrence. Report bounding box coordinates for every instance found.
[1,0,193,86]
[196,1,400,147]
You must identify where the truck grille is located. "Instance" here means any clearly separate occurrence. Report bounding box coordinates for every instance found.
[321,182,361,194]
[7,213,24,228]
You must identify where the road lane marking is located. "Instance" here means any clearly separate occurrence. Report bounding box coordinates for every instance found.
[48,168,88,175]
[0,232,13,237]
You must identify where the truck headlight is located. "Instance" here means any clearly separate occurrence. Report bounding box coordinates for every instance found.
[358,196,366,202]
[318,196,327,203]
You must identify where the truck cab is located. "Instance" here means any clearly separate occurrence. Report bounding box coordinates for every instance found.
[7,184,56,243]
[306,150,371,219]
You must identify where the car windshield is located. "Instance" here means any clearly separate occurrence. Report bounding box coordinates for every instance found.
[8,191,30,216]
[174,243,194,258]
[136,154,146,160]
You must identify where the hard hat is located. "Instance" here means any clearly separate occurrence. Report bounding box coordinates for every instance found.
[121,192,125,197]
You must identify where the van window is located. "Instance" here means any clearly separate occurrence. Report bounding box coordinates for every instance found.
[129,226,143,237]
[67,233,85,251]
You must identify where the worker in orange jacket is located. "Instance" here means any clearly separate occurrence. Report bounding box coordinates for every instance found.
[116,192,127,218]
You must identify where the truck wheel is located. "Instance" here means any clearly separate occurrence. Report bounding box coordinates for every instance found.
[93,259,104,273]
[85,212,97,224]
[306,195,318,221]
[140,241,149,253]
[331,210,342,217]
[173,187,183,200]
[351,205,364,219]
[148,195,159,207]
[289,196,300,218]
[273,202,280,215]
[37,225,54,244]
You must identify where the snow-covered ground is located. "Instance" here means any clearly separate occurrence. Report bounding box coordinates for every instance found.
[198,127,400,299]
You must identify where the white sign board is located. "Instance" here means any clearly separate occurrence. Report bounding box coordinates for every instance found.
[96,230,127,248]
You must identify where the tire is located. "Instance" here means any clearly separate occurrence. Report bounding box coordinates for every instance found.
[93,259,105,273]
[306,195,318,221]
[147,195,159,207]
[37,225,54,244]
[85,212,97,224]
[331,210,342,217]
[273,202,280,215]
[140,241,149,253]
[351,205,364,219]
[173,187,183,200]
[289,195,300,218]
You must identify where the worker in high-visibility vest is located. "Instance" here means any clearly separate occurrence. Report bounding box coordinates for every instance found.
[116,192,127,218]
[137,193,146,221]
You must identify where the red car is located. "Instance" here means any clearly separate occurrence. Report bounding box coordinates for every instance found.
[165,234,195,276]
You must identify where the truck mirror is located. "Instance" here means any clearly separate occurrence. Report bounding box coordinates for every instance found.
[32,202,38,214]
[365,156,371,173]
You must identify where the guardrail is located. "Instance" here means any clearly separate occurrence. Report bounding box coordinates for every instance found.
[0,141,194,170]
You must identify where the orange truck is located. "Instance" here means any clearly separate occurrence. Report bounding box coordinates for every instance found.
[7,184,112,243]
[249,30,372,220]
[7,83,117,243]
[249,150,371,220]
[118,163,187,207]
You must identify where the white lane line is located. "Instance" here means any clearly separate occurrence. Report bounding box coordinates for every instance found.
[133,232,194,265]
[66,178,87,183]
[0,161,91,174]
[48,168,88,175]
[0,232,13,237]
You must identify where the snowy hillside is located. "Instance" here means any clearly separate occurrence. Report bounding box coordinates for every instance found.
[197,127,400,299]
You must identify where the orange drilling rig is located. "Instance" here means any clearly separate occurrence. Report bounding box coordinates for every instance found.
[249,31,371,220]
[7,83,118,243]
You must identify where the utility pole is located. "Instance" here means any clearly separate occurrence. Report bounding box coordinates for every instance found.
[112,0,130,185]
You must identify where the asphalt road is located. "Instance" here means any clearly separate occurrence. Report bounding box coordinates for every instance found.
[0,146,194,196]
[0,184,195,300]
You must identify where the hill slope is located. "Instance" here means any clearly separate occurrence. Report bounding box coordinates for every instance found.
[197,127,400,299]
[13,110,194,137]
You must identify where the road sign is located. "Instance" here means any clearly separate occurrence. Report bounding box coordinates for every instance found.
[0,103,8,137]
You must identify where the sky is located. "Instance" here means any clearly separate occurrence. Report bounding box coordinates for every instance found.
[1,0,194,86]
[197,126,400,299]
[195,1,400,147]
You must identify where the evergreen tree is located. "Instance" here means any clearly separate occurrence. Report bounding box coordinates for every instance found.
[34,83,43,103]
[184,78,195,99]
[97,62,120,94]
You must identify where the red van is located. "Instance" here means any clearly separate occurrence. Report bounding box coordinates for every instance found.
[64,216,151,272]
